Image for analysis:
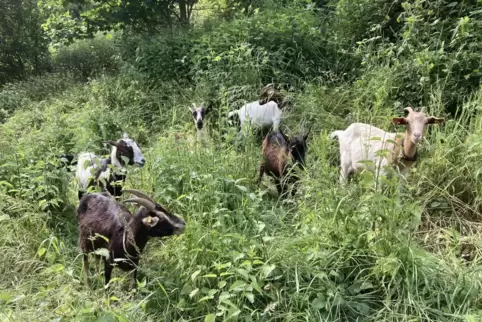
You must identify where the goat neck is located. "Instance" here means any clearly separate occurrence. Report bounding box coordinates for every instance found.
[393,131,418,168]
[110,146,124,168]
[122,217,149,260]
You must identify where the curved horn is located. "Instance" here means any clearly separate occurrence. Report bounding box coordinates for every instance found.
[103,140,119,147]
[122,189,156,203]
[123,198,156,211]
[404,107,414,114]
[192,103,197,109]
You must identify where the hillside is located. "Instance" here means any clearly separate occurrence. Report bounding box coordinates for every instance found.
[1,0,481,321]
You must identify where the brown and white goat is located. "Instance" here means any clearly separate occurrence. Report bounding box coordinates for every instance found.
[77,189,185,288]
[330,107,445,182]
[257,128,310,196]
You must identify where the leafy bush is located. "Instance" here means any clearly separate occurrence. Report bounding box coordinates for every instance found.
[0,73,77,122]
[52,35,120,79]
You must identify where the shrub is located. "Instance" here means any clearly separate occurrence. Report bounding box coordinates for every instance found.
[52,35,120,79]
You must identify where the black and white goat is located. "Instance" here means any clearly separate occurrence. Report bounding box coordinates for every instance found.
[77,189,186,288]
[61,133,145,199]
[189,102,211,131]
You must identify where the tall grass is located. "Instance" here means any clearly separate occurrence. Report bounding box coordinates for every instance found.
[1,3,482,320]
[0,68,481,321]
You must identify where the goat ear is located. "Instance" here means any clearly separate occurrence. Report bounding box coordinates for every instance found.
[204,103,212,114]
[279,129,289,142]
[392,117,407,125]
[426,116,445,125]
[103,140,118,147]
[142,216,159,227]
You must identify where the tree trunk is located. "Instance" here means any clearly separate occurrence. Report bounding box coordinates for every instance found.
[179,0,188,25]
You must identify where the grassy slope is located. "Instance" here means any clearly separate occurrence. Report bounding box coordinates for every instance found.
[1,6,482,317]
[0,72,481,322]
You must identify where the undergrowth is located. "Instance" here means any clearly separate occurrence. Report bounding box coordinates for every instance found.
[1,1,482,321]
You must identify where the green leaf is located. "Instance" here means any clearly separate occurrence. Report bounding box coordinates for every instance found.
[202,274,217,278]
[250,280,263,294]
[229,280,246,291]
[0,291,13,303]
[41,263,65,275]
[93,248,109,259]
[218,281,227,288]
[261,264,276,279]
[311,294,326,310]
[245,292,254,303]
[37,247,47,257]
[191,269,201,281]
[189,288,199,299]
[236,268,249,280]
[204,314,215,322]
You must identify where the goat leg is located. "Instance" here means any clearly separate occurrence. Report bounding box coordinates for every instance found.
[94,255,101,275]
[257,164,265,185]
[104,258,112,286]
[83,254,90,288]
[275,179,283,196]
[130,269,138,289]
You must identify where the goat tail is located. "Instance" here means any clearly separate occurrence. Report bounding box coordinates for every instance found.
[329,130,343,140]
[59,154,77,171]
[227,110,238,119]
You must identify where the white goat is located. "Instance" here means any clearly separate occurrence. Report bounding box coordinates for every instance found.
[330,107,444,182]
[227,101,282,133]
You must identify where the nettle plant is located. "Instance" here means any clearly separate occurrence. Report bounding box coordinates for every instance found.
[179,243,277,320]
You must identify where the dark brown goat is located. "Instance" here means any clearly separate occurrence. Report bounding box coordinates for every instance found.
[257,128,310,196]
[77,189,186,288]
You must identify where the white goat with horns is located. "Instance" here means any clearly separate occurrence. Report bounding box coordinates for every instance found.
[330,107,445,182]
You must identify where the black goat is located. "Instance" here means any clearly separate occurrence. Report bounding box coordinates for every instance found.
[77,189,186,288]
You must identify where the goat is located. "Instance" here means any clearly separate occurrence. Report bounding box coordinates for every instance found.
[330,107,445,183]
[257,128,310,196]
[189,102,211,131]
[62,133,145,199]
[78,189,186,288]
[258,83,289,108]
[185,102,212,144]
[227,101,283,135]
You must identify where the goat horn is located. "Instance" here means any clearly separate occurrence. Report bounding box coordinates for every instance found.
[103,140,118,147]
[122,189,156,203]
[123,198,156,211]
[404,107,414,113]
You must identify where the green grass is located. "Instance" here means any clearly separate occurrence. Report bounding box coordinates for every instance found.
[0,72,481,322]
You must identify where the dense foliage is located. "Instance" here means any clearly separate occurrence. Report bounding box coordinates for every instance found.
[1,0,481,321]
